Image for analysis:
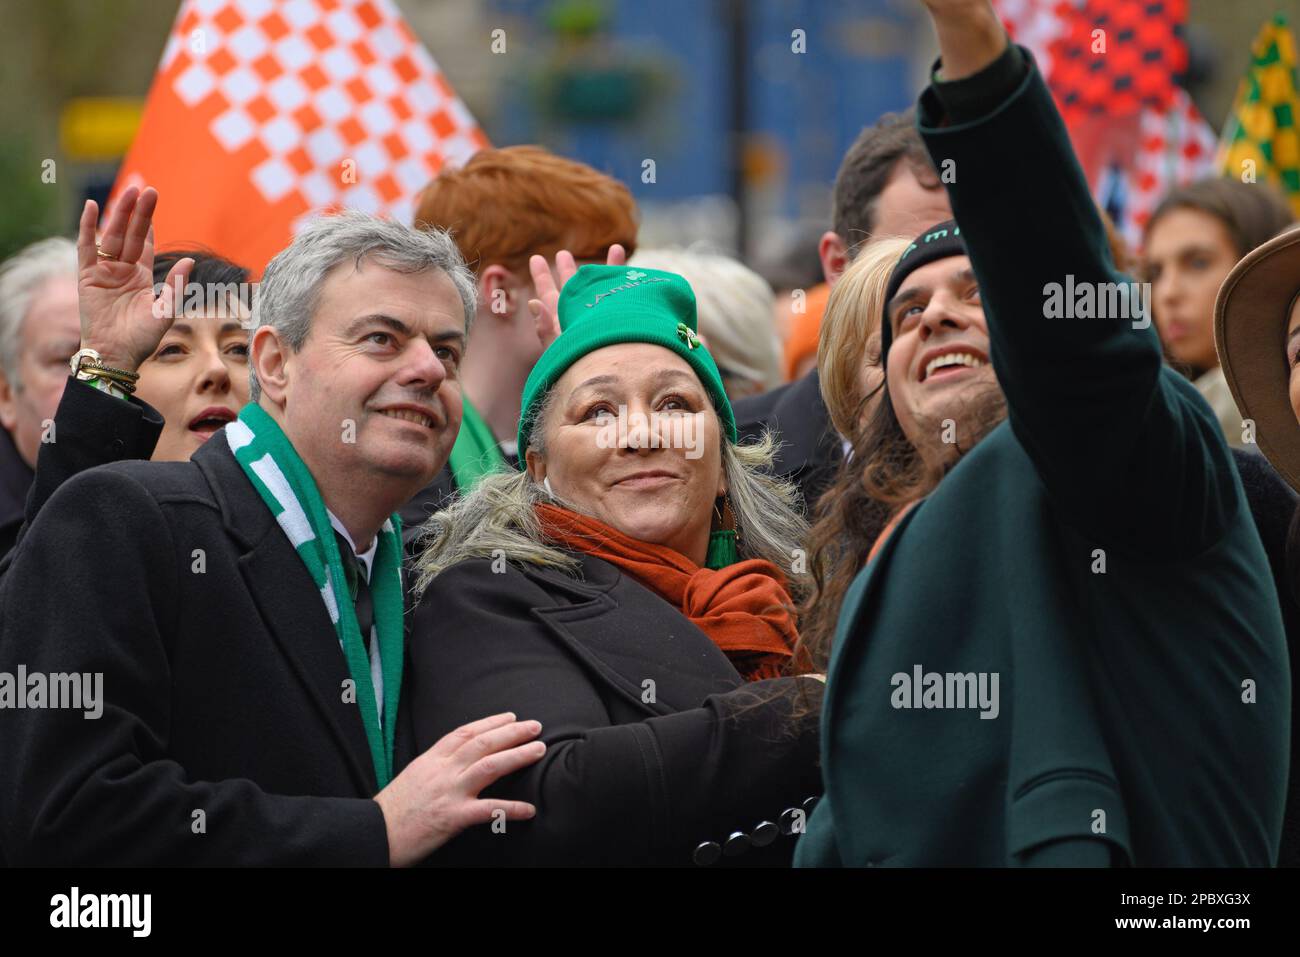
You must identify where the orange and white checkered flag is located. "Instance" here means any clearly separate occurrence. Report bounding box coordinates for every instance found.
[113,0,488,274]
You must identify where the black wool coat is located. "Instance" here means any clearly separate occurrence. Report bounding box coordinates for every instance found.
[732,369,842,514]
[406,551,823,866]
[0,434,391,865]
[0,426,33,563]
[0,378,163,573]
[398,466,457,549]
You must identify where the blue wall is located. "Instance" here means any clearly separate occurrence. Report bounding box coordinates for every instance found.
[486,0,916,221]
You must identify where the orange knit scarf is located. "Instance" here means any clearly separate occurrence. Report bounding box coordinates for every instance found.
[535,503,798,681]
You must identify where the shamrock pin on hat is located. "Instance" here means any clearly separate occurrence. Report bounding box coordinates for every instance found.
[518,264,737,453]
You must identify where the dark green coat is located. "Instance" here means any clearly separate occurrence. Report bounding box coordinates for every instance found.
[795,54,1290,866]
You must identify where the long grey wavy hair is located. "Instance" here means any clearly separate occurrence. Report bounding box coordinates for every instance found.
[411,395,810,601]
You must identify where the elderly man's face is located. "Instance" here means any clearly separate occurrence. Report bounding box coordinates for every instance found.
[271,258,466,506]
[0,276,81,467]
[527,342,726,566]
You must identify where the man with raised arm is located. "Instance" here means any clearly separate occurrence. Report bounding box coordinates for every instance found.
[797,0,1289,866]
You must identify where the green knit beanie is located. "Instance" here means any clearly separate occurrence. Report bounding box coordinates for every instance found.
[518,264,737,453]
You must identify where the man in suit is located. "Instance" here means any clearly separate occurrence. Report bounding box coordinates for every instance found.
[796,0,1289,866]
[0,239,80,560]
[401,146,638,538]
[0,186,545,865]
[733,107,953,511]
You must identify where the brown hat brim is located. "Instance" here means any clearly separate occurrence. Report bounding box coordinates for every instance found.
[1215,226,1300,493]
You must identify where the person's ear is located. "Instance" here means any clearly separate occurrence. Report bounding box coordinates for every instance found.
[251,326,291,408]
[524,446,546,483]
[479,264,520,322]
[819,230,849,287]
[0,369,17,432]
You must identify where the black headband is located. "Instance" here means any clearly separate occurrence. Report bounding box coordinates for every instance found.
[880,220,968,359]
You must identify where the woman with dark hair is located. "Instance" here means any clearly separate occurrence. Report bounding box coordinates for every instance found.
[140,249,251,460]
[3,193,255,561]
[1143,178,1294,447]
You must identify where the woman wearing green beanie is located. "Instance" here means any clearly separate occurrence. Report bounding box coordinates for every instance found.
[405,264,824,866]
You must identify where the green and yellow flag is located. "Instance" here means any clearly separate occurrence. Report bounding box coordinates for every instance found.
[1218,14,1300,216]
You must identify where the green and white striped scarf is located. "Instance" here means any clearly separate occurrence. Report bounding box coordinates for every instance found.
[226,403,403,789]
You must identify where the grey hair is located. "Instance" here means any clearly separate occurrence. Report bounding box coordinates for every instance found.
[0,237,77,388]
[412,426,811,602]
[248,209,476,400]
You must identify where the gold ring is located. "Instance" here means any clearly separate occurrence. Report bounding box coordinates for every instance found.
[96,245,117,261]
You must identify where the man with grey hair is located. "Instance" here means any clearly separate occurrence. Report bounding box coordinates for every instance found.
[0,186,546,865]
[0,237,80,558]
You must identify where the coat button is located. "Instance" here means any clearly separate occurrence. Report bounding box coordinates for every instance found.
[778,808,800,835]
[802,796,819,813]
[751,821,779,847]
[109,438,125,455]
[723,831,750,856]
[692,841,721,866]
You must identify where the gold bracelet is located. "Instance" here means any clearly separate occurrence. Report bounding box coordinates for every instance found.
[86,374,136,395]
[79,356,140,388]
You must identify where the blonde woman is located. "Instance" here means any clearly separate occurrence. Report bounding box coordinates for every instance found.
[798,235,911,675]
[816,236,912,444]
[407,264,823,866]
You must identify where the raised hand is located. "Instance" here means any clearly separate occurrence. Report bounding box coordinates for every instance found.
[76,186,194,374]
[527,243,627,350]
[916,0,1006,81]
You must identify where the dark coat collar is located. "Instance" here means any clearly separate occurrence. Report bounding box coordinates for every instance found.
[191,433,276,550]
[519,553,743,716]
[399,465,457,546]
